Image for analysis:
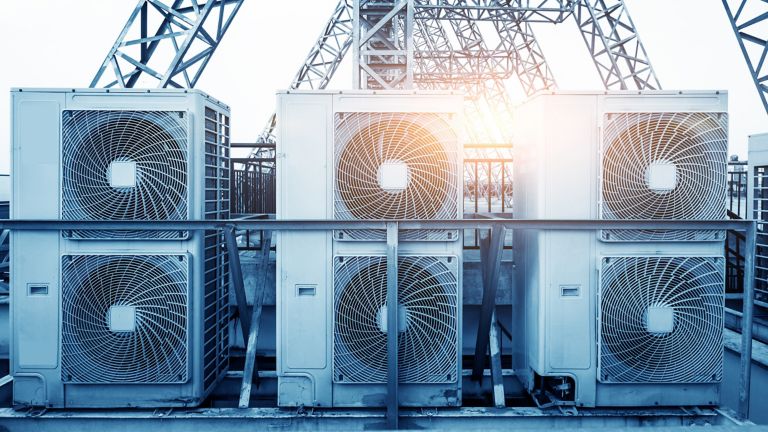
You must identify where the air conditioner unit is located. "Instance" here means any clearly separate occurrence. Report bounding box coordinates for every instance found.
[276,90,464,407]
[11,88,231,408]
[512,91,727,407]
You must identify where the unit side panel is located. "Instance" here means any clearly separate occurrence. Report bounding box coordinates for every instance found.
[601,92,727,113]
[749,133,768,218]
[277,95,330,219]
[333,94,463,114]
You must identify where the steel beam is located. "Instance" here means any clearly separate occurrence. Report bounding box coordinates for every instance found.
[473,224,506,380]
[386,222,399,429]
[573,0,660,90]
[0,406,739,430]
[224,226,250,340]
[239,230,272,408]
[723,0,768,115]
[92,0,244,88]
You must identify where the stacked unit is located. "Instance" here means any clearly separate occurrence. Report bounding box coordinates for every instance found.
[11,88,231,408]
[512,91,728,407]
[276,90,464,407]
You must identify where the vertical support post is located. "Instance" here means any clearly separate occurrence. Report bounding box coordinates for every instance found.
[386,222,399,430]
[473,224,505,381]
[352,0,361,88]
[140,1,148,63]
[739,220,757,420]
[489,312,505,408]
[239,230,272,408]
[404,0,414,88]
[224,226,249,339]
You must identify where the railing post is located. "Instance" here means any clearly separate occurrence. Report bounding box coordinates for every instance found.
[386,221,399,430]
[739,220,757,420]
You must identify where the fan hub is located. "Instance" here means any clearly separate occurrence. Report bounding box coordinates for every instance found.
[644,305,675,335]
[644,160,678,194]
[107,304,137,333]
[377,160,410,193]
[376,304,409,333]
[108,159,138,189]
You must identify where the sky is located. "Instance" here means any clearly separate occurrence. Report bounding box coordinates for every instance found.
[0,0,766,176]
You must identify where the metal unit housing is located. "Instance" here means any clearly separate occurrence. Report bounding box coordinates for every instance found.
[10,88,231,408]
[276,90,464,407]
[512,91,728,407]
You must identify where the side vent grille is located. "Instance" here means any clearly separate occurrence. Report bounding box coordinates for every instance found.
[202,106,231,391]
[61,255,189,384]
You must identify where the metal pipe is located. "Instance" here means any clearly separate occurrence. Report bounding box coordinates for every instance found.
[738,220,757,420]
[0,219,752,231]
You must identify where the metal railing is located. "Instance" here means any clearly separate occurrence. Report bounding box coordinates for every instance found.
[0,217,758,421]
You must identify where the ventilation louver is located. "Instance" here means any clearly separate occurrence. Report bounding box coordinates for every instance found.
[334,112,459,240]
[61,254,189,384]
[601,112,727,241]
[599,256,724,383]
[333,255,459,383]
[62,110,188,239]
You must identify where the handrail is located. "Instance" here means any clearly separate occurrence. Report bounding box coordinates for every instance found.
[1,217,758,420]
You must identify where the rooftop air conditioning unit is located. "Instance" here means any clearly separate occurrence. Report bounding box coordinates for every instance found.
[512,91,727,408]
[276,90,464,407]
[11,88,231,408]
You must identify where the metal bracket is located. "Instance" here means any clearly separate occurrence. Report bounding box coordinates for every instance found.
[224,227,249,339]
[473,224,506,381]
[239,230,272,408]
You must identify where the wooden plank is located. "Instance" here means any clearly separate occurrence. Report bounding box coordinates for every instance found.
[224,227,250,339]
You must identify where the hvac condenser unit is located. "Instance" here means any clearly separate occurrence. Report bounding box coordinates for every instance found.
[512,91,727,407]
[276,90,464,407]
[11,88,231,408]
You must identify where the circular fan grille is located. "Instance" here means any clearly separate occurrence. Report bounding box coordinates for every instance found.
[599,256,724,383]
[61,255,188,383]
[62,110,188,239]
[601,112,727,241]
[334,256,458,383]
[334,112,458,240]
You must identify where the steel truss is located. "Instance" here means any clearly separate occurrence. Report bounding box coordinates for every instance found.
[91,0,244,88]
[723,0,768,115]
[353,0,415,89]
[257,0,355,142]
[573,0,661,90]
[412,0,574,23]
